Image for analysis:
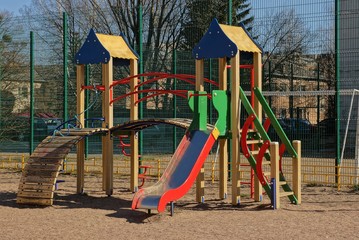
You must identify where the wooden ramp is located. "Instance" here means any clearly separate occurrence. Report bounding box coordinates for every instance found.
[17,128,108,206]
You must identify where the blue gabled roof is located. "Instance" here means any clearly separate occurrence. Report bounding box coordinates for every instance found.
[75,29,111,64]
[192,18,262,60]
[75,29,138,65]
[192,19,238,60]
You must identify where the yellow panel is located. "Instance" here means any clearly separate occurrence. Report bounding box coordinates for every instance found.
[96,33,138,60]
[219,24,261,53]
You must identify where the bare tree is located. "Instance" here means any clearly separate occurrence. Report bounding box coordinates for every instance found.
[256,9,313,84]
[0,11,31,141]
[21,0,189,112]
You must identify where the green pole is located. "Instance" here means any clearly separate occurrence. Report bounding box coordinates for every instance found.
[172,50,177,152]
[227,0,232,180]
[228,0,232,24]
[209,58,213,124]
[268,61,272,107]
[317,63,320,152]
[335,0,340,180]
[30,31,35,154]
[138,2,143,162]
[85,65,90,158]
[290,63,294,118]
[63,12,68,124]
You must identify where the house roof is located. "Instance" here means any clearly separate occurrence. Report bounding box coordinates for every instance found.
[192,19,262,60]
[75,29,138,65]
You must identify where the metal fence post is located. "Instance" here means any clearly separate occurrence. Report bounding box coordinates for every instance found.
[30,31,35,155]
[63,12,68,124]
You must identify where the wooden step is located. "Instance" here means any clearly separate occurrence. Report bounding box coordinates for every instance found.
[24,164,62,171]
[27,158,64,165]
[16,197,53,206]
[280,191,294,197]
[17,190,53,199]
[18,183,54,192]
[30,152,69,159]
[23,169,59,178]
[33,147,72,153]
[251,150,259,155]
[43,136,82,141]
[240,129,256,133]
[58,128,108,136]
[279,181,287,186]
[20,175,56,185]
[35,139,77,150]
[246,139,263,144]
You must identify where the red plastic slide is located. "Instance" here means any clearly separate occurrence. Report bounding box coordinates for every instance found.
[132,129,218,213]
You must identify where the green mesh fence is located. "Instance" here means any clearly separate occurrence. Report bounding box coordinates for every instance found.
[0,0,358,186]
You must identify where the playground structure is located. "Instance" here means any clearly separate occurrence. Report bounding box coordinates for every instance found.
[17,19,301,212]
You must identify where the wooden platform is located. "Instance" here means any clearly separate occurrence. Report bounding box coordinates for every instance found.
[57,127,109,136]
[111,118,214,135]
[17,135,82,206]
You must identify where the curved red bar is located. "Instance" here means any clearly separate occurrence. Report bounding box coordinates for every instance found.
[263,118,271,132]
[111,72,219,88]
[279,143,286,173]
[240,114,256,159]
[110,89,188,104]
[256,140,271,186]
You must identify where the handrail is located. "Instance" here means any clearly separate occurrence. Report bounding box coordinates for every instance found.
[239,87,271,142]
[252,87,297,158]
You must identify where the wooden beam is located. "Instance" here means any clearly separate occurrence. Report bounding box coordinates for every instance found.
[231,52,240,205]
[253,52,263,201]
[76,140,85,193]
[195,59,205,203]
[76,64,85,194]
[130,59,139,192]
[102,58,114,196]
[270,142,280,209]
[292,140,301,204]
[195,59,204,91]
[218,57,228,199]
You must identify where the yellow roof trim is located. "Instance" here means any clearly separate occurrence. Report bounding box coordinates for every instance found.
[219,24,261,53]
[96,33,138,60]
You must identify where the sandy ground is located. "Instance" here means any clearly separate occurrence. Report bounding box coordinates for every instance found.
[1,169,359,240]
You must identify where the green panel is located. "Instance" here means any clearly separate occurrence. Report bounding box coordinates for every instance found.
[212,90,228,136]
[253,87,297,158]
[188,91,208,131]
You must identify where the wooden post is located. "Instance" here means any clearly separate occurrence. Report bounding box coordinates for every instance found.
[130,59,139,192]
[76,64,85,194]
[270,142,280,209]
[102,58,114,196]
[195,59,205,203]
[292,140,301,204]
[218,57,228,199]
[253,52,263,201]
[231,52,240,205]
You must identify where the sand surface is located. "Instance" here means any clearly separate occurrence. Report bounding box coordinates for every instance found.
[1,169,359,240]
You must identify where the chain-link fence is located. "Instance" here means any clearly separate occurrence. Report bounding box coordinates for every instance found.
[0,0,358,187]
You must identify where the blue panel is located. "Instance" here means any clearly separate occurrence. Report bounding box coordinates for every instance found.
[75,29,111,65]
[192,19,238,60]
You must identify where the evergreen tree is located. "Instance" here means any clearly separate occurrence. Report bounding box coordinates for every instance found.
[180,0,254,50]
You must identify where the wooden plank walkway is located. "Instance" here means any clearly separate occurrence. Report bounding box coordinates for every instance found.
[17,128,108,206]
